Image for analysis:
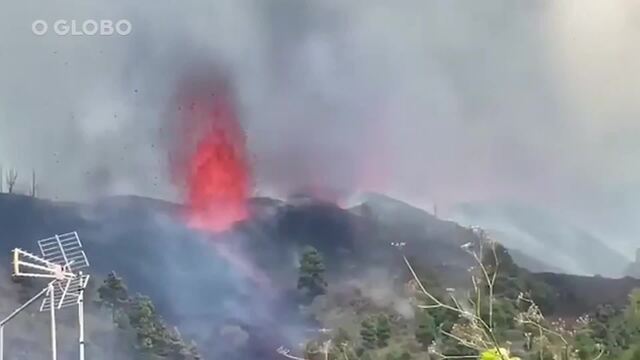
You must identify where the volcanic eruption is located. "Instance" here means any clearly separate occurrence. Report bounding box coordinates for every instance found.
[172,83,251,232]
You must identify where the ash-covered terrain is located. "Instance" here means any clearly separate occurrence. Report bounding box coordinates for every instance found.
[1,193,638,359]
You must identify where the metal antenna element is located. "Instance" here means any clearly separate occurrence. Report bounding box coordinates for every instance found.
[1,231,90,360]
[12,249,75,280]
[38,232,89,273]
[40,274,90,311]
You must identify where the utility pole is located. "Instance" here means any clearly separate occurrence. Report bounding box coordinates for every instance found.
[31,170,37,197]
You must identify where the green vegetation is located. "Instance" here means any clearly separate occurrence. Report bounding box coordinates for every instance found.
[415,311,436,350]
[295,230,640,360]
[361,317,378,350]
[97,272,129,319]
[298,246,328,300]
[376,315,391,348]
[97,271,200,360]
[356,314,394,353]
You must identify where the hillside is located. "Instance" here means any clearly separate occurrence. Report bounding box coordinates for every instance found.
[451,202,629,277]
[0,194,280,359]
[347,193,561,274]
[0,193,639,359]
[532,272,640,316]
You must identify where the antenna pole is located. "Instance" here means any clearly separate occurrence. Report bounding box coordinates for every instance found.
[0,285,49,360]
[78,272,85,360]
[1,325,4,360]
[5,232,89,359]
[49,284,57,360]
[1,286,49,326]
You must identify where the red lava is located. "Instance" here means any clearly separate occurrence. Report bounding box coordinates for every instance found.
[174,87,251,232]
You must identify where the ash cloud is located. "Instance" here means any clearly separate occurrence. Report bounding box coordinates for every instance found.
[1,1,640,250]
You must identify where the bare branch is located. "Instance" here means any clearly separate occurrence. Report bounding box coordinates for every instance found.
[5,168,17,193]
[402,253,506,360]
[399,228,596,360]
[516,294,568,346]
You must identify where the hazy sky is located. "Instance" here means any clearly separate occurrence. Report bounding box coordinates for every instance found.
[1,1,640,251]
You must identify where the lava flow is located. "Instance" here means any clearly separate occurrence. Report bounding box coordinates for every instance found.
[176,89,251,232]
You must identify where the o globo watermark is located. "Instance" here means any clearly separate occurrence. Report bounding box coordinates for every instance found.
[32,19,132,36]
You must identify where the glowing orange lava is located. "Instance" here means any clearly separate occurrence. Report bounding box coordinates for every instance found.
[178,91,251,232]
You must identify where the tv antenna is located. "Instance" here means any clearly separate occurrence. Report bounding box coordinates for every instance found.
[0,232,90,360]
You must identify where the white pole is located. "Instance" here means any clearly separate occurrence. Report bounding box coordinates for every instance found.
[78,280,85,360]
[1,325,4,360]
[0,285,49,360]
[49,284,57,360]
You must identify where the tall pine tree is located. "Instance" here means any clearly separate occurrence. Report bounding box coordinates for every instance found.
[297,246,327,299]
[376,315,391,348]
[360,318,377,350]
[97,272,130,320]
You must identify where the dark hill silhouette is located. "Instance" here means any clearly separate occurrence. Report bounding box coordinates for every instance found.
[1,193,639,357]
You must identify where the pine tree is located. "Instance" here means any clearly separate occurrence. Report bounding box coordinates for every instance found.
[127,295,158,352]
[376,315,391,348]
[297,246,327,299]
[97,272,130,319]
[360,318,377,350]
[127,294,201,359]
[98,272,200,359]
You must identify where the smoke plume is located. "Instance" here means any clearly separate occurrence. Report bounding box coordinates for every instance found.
[1,2,640,252]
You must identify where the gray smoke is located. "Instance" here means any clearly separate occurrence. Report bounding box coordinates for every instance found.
[1,0,640,252]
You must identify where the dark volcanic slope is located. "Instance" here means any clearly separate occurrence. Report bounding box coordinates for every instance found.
[533,273,640,316]
[1,193,639,358]
[242,193,484,286]
[0,194,288,359]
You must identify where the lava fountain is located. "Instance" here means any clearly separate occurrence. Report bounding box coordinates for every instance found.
[173,85,251,232]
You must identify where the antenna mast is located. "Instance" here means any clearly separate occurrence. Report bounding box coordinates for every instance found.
[1,232,90,360]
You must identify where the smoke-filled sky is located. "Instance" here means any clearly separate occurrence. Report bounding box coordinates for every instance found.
[1,1,640,252]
